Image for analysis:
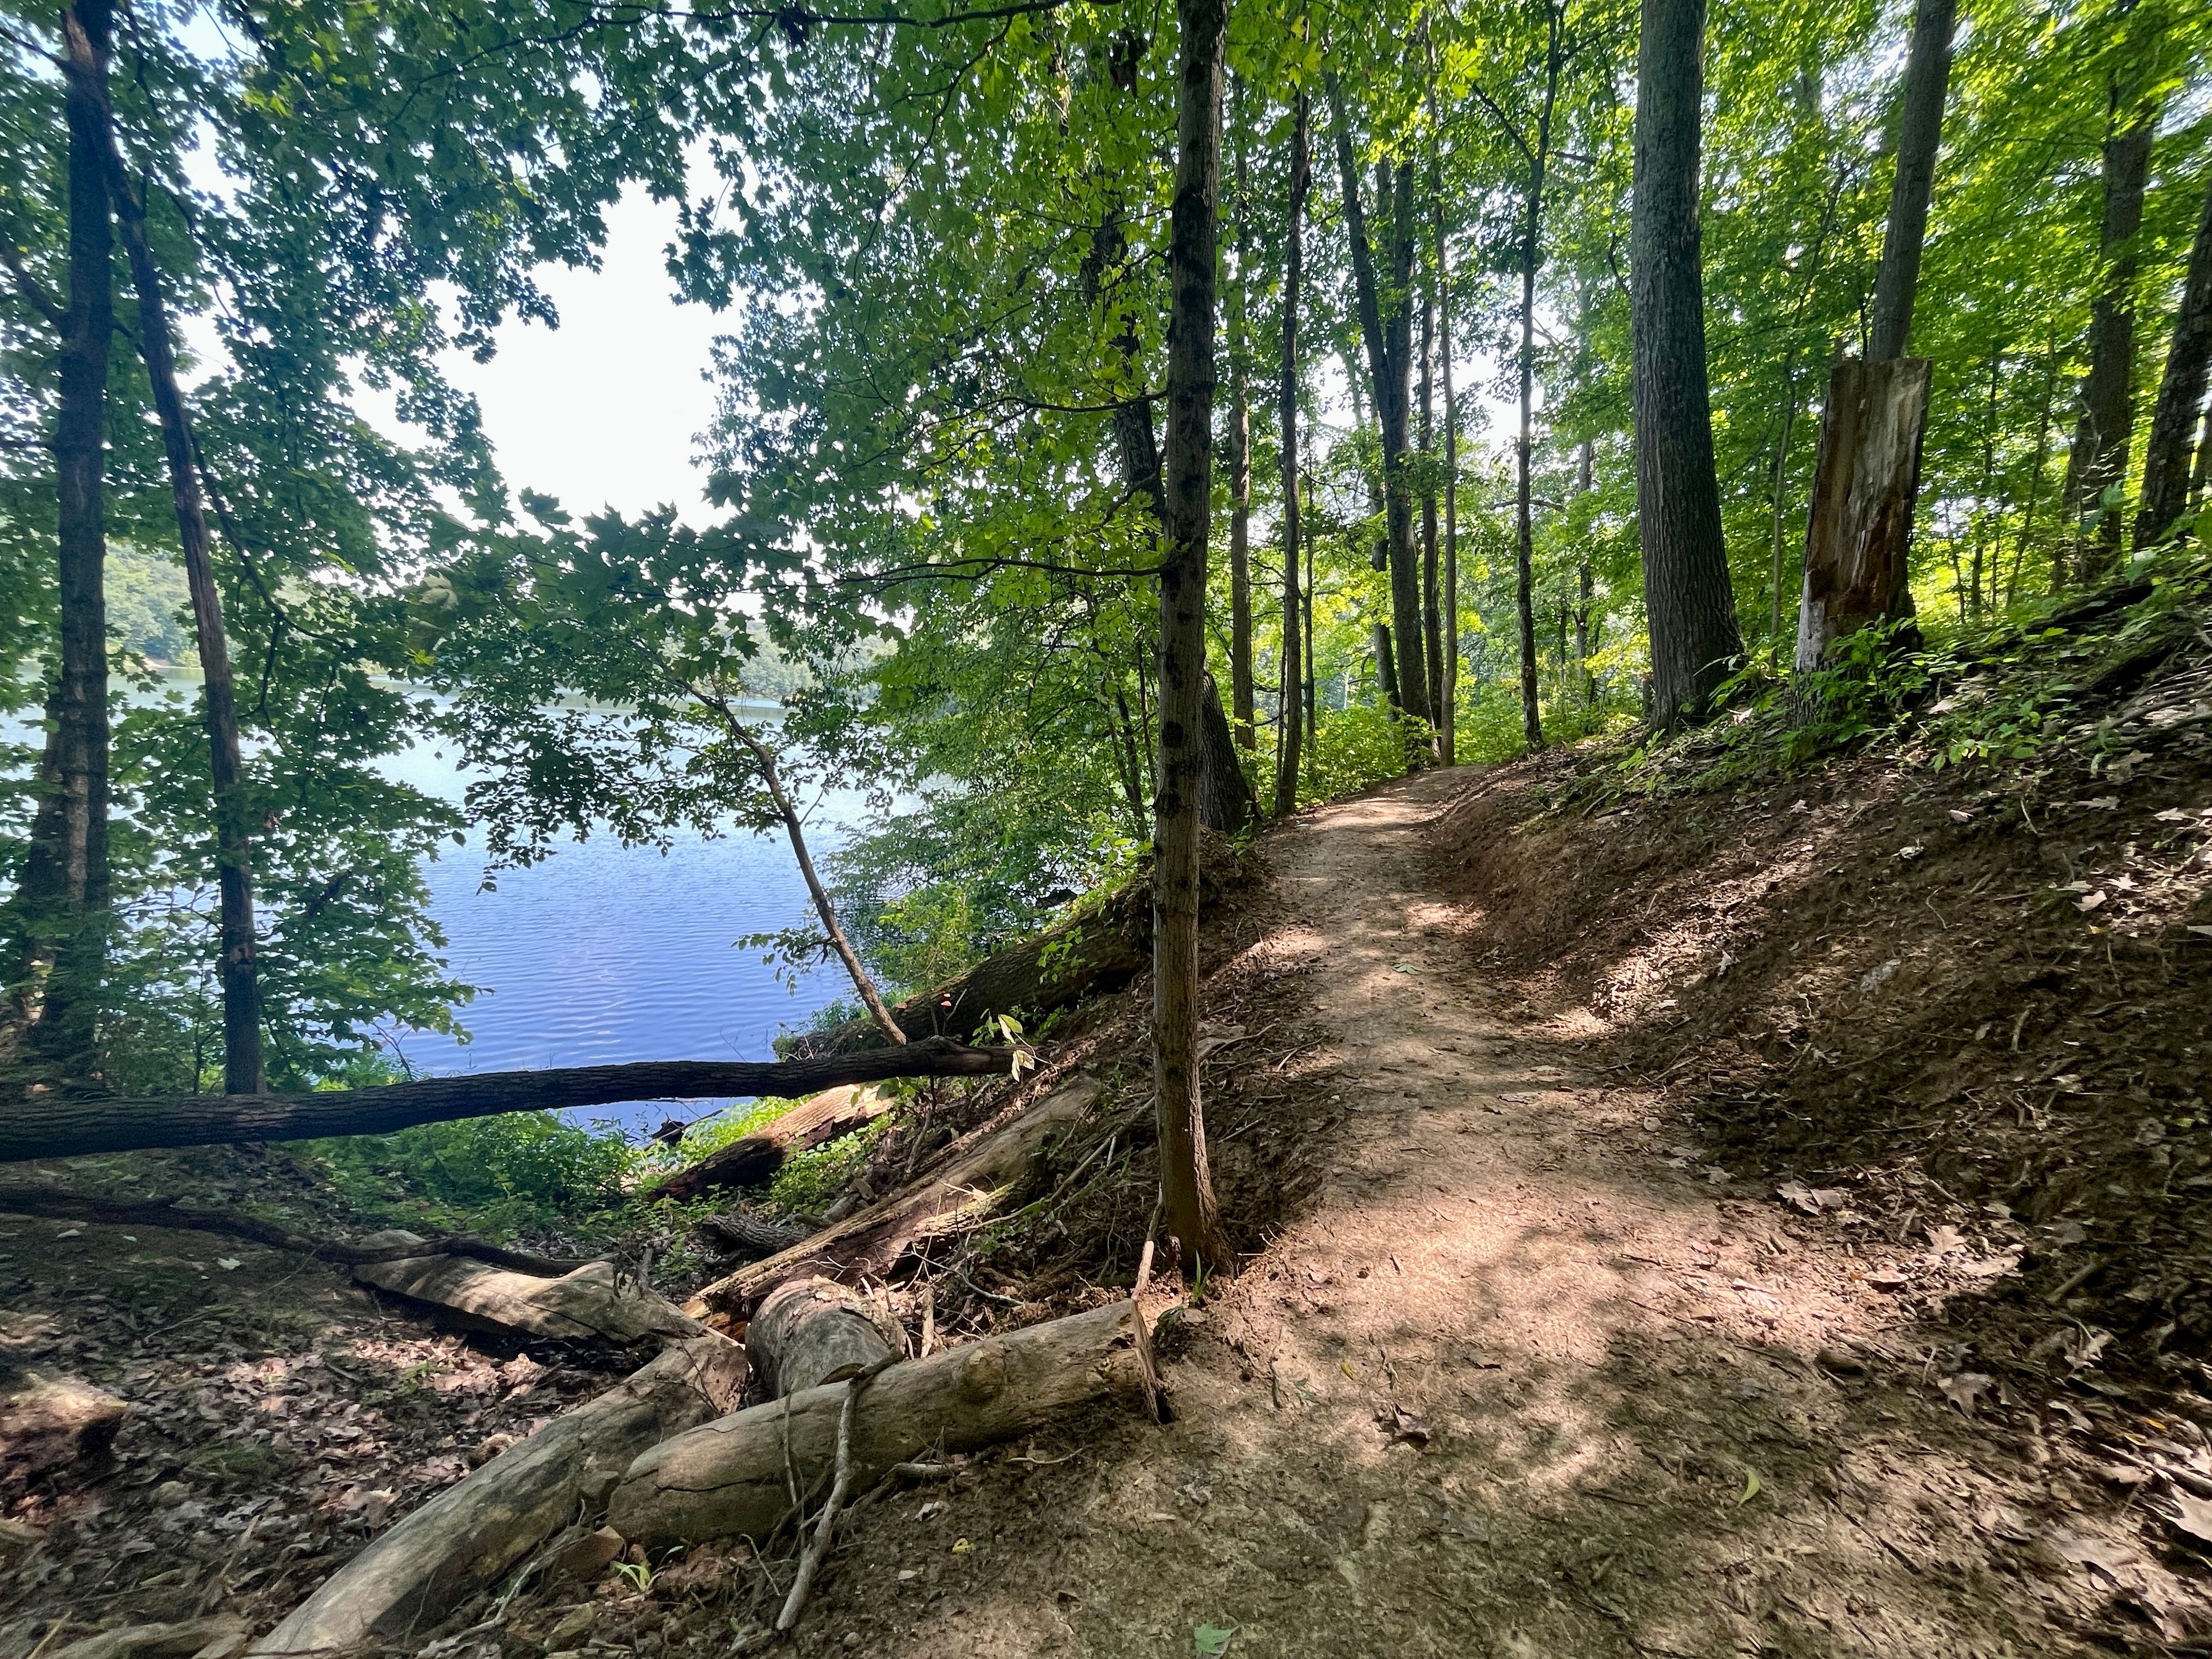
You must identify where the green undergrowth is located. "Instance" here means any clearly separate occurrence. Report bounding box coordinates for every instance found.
[1557,536,2211,812]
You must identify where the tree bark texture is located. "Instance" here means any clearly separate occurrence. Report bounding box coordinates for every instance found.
[691,1077,1100,1322]
[1419,282,1444,728]
[103,147,263,1092]
[649,1084,894,1201]
[251,1335,747,1658]
[1274,94,1309,817]
[1430,147,1460,762]
[1631,0,1745,724]
[1796,357,1931,669]
[353,1245,703,1347]
[1865,0,1957,362]
[2136,177,2212,550]
[608,1301,1152,1550]
[0,1038,1016,1163]
[2064,112,2155,583]
[1150,0,1230,1281]
[1328,82,1431,742]
[1198,673,1255,835]
[1226,87,1256,752]
[1513,18,1566,753]
[746,1278,900,1396]
[11,2,116,1063]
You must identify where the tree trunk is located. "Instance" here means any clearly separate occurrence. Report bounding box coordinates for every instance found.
[10,1,116,1066]
[1327,82,1431,746]
[1865,0,1957,362]
[2063,109,2156,584]
[1796,357,1931,669]
[1419,279,1444,728]
[252,1335,747,1658]
[1226,83,1256,751]
[2135,177,2212,551]
[746,1279,900,1397]
[1372,621,1401,708]
[0,1037,1017,1163]
[608,1301,1153,1551]
[1198,673,1256,835]
[704,698,905,1044]
[1767,355,1800,651]
[1430,145,1460,762]
[353,1247,703,1347]
[1274,93,1309,818]
[104,156,263,1093]
[691,1080,1100,1322]
[1149,0,1230,1283]
[1513,21,1565,753]
[649,1084,896,1201]
[1631,0,1745,724]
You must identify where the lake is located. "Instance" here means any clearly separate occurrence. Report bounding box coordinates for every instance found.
[7,681,865,1137]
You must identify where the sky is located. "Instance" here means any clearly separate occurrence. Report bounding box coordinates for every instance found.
[432,189,729,528]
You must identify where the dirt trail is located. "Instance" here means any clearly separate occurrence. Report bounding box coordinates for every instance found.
[802,770,2198,1658]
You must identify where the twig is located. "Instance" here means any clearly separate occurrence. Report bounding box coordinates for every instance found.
[196,1514,260,1612]
[776,1351,899,1632]
[918,1282,935,1358]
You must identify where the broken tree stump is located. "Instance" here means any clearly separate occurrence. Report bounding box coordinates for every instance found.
[350,1234,700,1346]
[608,1300,1152,1549]
[648,1085,894,1202]
[1,1368,128,1497]
[250,1333,746,1657]
[1795,355,1930,672]
[747,1279,900,1397]
[689,1077,1101,1322]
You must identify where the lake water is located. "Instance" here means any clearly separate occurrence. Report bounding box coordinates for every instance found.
[380,725,866,1137]
[6,682,864,1137]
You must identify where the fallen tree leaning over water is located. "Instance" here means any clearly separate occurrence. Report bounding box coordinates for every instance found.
[0,1036,1017,1162]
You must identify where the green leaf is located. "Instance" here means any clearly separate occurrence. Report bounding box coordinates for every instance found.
[1195,1624,1237,1656]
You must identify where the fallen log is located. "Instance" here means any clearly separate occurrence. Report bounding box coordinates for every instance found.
[350,1236,700,1347]
[691,1206,810,1263]
[690,1077,1101,1322]
[0,1187,590,1274]
[1,1368,128,1497]
[0,1036,1014,1163]
[747,1278,900,1397]
[49,1616,246,1659]
[250,1332,746,1658]
[608,1300,1152,1549]
[648,1084,894,1202]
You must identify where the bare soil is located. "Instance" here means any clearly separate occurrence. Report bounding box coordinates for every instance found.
[8,725,2212,1656]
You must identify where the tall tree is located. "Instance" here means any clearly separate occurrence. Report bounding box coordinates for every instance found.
[1794,0,1953,670]
[1225,78,1256,752]
[2063,104,2157,584]
[2135,177,2212,551]
[5,0,113,1066]
[1153,0,1230,1279]
[1274,91,1310,819]
[1327,76,1433,752]
[1631,0,1744,724]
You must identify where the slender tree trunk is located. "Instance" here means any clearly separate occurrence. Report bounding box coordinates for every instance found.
[1767,354,1799,653]
[1109,683,1150,840]
[104,146,263,1092]
[1326,81,1431,748]
[1302,475,1317,741]
[1971,351,2001,615]
[1273,93,1309,819]
[1152,0,1230,1281]
[2063,107,2156,584]
[9,1,115,1065]
[707,699,906,1046]
[1226,81,1256,750]
[1631,0,1744,724]
[1430,149,1460,763]
[2135,177,2212,551]
[1866,0,1957,362]
[2193,393,2212,514]
[2016,338,2059,603]
[1372,623,1400,707]
[1419,278,1444,728]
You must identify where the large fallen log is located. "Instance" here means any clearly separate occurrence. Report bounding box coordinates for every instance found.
[0,1036,1015,1163]
[648,1084,894,1202]
[250,1333,746,1658]
[350,1236,701,1346]
[608,1300,1152,1550]
[747,1278,900,1396]
[690,1077,1101,1322]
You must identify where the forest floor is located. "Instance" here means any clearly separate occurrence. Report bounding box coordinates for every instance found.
[6,582,2212,1657]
